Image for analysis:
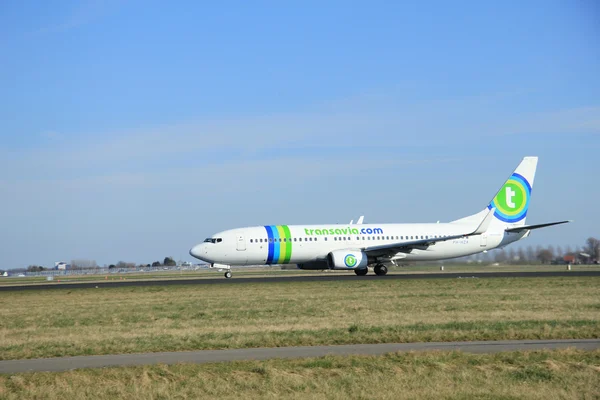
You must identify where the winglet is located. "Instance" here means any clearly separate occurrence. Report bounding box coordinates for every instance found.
[357,216,364,224]
[473,208,495,235]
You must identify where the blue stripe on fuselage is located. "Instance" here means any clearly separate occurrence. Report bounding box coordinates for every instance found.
[265,226,274,264]
[271,225,280,263]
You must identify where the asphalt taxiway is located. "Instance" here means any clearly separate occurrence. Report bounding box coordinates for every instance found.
[1,339,598,373]
[1,270,599,291]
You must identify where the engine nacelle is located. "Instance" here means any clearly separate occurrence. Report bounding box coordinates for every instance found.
[327,250,368,270]
[296,261,329,270]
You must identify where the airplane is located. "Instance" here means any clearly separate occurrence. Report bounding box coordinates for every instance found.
[190,157,571,278]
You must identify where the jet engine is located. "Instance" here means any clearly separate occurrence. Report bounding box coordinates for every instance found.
[327,250,368,270]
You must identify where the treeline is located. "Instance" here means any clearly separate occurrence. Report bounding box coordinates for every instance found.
[476,237,599,265]
[107,257,177,269]
[18,257,180,273]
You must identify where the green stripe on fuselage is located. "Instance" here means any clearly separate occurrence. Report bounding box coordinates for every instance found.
[282,225,292,263]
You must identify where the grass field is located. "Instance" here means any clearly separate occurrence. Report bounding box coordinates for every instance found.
[1,350,599,399]
[1,277,599,360]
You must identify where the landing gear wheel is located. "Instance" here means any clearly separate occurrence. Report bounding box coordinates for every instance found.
[224,271,232,279]
[374,264,388,276]
[354,268,368,276]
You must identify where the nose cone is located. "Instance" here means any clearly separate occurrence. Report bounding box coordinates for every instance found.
[189,244,204,260]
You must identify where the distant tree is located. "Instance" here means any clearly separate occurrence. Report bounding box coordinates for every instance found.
[565,245,573,257]
[152,261,161,267]
[116,261,135,269]
[108,265,116,269]
[507,248,517,264]
[547,245,555,260]
[163,257,176,267]
[480,251,491,263]
[537,249,554,264]
[584,237,600,262]
[526,246,536,262]
[146,264,151,268]
[547,246,555,261]
[71,259,98,269]
[517,248,526,264]
[27,265,45,272]
[494,249,507,263]
[555,245,564,259]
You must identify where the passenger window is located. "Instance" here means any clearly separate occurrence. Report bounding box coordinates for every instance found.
[324,237,327,241]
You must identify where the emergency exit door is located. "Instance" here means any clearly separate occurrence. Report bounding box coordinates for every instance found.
[236,234,246,251]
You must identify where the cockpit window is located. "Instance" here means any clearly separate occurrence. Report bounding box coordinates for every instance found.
[204,238,223,244]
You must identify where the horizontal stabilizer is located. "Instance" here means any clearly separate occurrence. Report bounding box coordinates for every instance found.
[473,208,495,235]
[505,220,572,233]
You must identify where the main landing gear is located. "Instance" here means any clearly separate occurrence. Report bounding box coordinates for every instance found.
[374,264,388,276]
[354,264,388,276]
[224,271,232,279]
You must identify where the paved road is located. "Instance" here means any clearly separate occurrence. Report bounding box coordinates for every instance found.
[1,270,599,292]
[1,339,598,374]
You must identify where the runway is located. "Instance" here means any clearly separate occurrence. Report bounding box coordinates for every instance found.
[1,270,599,291]
[1,339,598,374]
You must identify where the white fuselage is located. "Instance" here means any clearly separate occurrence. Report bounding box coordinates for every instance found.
[190,222,524,267]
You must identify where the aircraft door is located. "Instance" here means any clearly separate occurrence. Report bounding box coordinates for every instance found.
[236,234,246,251]
[480,234,487,247]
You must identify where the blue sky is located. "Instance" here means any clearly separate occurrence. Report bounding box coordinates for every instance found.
[0,1,598,268]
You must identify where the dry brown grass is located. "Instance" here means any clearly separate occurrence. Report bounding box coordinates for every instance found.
[1,349,599,399]
[1,277,599,360]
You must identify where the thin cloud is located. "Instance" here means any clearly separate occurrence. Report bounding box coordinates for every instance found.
[494,106,600,136]
[30,0,124,36]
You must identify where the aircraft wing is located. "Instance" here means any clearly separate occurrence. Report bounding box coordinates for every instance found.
[505,220,572,233]
[363,208,496,258]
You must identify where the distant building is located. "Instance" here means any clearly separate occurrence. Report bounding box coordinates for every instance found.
[55,261,68,270]
[563,255,577,265]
